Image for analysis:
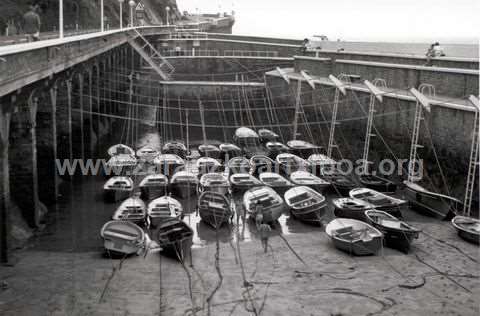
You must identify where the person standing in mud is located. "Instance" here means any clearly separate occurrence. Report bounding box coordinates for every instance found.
[23,3,41,42]
[255,203,271,253]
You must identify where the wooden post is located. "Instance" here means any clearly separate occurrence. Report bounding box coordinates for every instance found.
[0,108,11,264]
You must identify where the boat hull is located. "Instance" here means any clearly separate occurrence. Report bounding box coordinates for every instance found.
[104,189,132,203]
[155,220,193,261]
[101,221,145,256]
[171,183,197,199]
[290,203,327,226]
[332,236,383,256]
[452,216,480,245]
[140,185,168,200]
[359,175,397,194]
[404,183,459,220]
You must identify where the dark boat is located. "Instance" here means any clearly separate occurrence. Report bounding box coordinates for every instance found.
[259,172,294,195]
[332,198,372,221]
[108,144,135,157]
[287,140,321,159]
[196,157,223,178]
[350,188,406,218]
[103,176,134,202]
[101,220,145,256]
[320,166,357,196]
[139,174,169,200]
[219,143,242,162]
[154,218,193,261]
[359,175,397,194]
[290,171,330,193]
[162,141,188,159]
[229,173,262,194]
[234,127,268,158]
[170,171,198,198]
[154,154,185,178]
[147,196,183,228]
[365,210,420,253]
[250,155,277,177]
[451,216,480,244]
[227,157,251,176]
[198,173,230,196]
[258,128,279,144]
[325,218,383,256]
[404,181,462,220]
[197,191,233,229]
[266,141,290,160]
[276,153,311,176]
[243,186,285,223]
[285,186,327,225]
[198,144,221,159]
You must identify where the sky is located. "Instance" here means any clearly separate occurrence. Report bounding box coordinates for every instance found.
[177,0,480,43]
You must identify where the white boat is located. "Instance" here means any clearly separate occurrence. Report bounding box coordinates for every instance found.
[229,174,262,194]
[103,176,134,202]
[325,218,383,256]
[332,198,372,221]
[308,154,338,174]
[258,128,279,143]
[147,196,183,227]
[106,154,137,177]
[265,141,290,159]
[243,186,285,223]
[101,221,145,255]
[404,181,462,220]
[198,144,221,159]
[287,140,320,159]
[227,157,251,175]
[196,157,223,177]
[163,141,188,159]
[198,192,233,229]
[198,173,230,195]
[259,172,294,194]
[285,186,327,225]
[136,146,159,163]
[154,154,185,178]
[250,155,277,177]
[170,171,198,198]
[451,216,480,245]
[219,143,242,162]
[139,174,169,200]
[276,153,311,176]
[290,171,330,193]
[350,188,406,217]
[112,197,147,226]
[108,144,135,157]
[234,127,268,158]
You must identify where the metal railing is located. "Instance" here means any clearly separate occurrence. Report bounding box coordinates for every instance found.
[224,50,279,57]
[169,32,208,40]
[160,49,220,57]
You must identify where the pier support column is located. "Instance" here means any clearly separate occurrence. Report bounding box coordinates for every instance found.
[71,74,85,161]
[56,79,73,179]
[0,106,11,263]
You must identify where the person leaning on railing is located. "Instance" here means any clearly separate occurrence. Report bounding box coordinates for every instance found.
[23,3,41,42]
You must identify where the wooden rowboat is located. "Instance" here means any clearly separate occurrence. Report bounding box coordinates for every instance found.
[451,216,480,245]
[198,191,233,229]
[243,186,285,223]
[103,176,134,202]
[101,220,145,256]
[285,186,327,225]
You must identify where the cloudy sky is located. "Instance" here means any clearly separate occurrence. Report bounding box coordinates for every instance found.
[177,0,479,43]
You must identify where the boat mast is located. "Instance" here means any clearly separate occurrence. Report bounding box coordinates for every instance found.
[362,80,385,173]
[408,88,431,183]
[464,95,480,216]
[185,109,190,155]
[327,75,347,158]
[292,79,302,140]
[198,101,207,144]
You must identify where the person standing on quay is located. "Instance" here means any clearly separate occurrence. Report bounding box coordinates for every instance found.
[23,3,41,42]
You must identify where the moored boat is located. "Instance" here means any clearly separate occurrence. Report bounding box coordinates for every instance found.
[170,171,198,198]
[250,155,277,177]
[325,218,383,256]
[308,154,338,175]
[198,173,230,195]
[219,143,242,162]
[234,127,268,158]
[287,140,321,159]
[403,181,462,220]
[285,186,327,225]
[259,172,294,195]
[198,192,233,229]
[147,196,183,228]
[100,220,145,256]
[243,186,285,223]
[108,144,135,157]
[136,146,159,163]
[265,141,289,160]
[321,169,357,196]
[139,174,169,200]
[290,171,330,193]
[365,210,420,253]
[105,154,137,177]
[154,218,193,261]
[332,198,372,221]
[451,216,480,244]
[276,153,311,176]
[198,144,221,159]
[197,157,223,178]
[163,141,188,159]
[359,175,397,194]
[229,173,262,194]
[154,154,185,178]
[103,176,134,202]
[258,128,279,144]
[112,196,147,226]
[227,157,251,175]
[350,188,406,218]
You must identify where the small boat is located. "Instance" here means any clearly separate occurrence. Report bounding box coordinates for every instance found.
[451,216,480,245]
[404,181,462,220]
[258,128,279,144]
[100,220,145,256]
[108,144,135,157]
[243,186,285,223]
[198,144,221,159]
[197,157,223,178]
[365,210,420,253]
[259,172,294,195]
[287,140,321,159]
[359,175,397,194]
[170,171,198,198]
[227,157,251,175]
[265,141,289,160]
[230,174,262,194]
[105,154,137,177]
[250,155,277,177]
[234,127,268,158]
[154,154,185,178]
[147,196,183,227]
[139,174,169,200]
[350,188,406,218]
[332,198,371,221]
[290,171,330,193]
[285,186,327,225]
[308,154,338,175]
[136,146,159,163]
[198,191,233,229]
[163,141,188,159]
[219,143,242,162]
[276,153,311,176]
[154,218,193,260]
[325,218,383,256]
[321,169,357,196]
[103,176,134,202]
[112,197,147,226]
[198,173,230,195]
